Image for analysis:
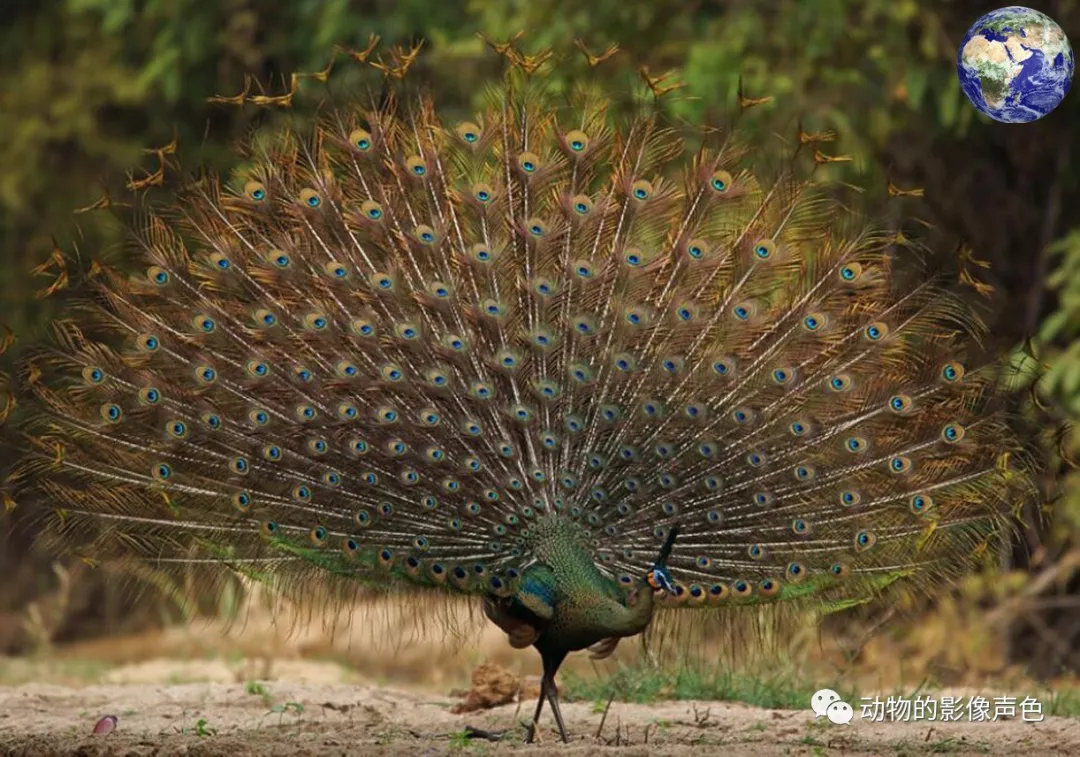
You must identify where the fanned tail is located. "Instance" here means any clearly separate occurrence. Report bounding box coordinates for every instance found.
[9,41,1037,630]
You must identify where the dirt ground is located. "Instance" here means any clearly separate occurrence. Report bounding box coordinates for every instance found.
[2,595,1077,755]
[1,672,1077,757]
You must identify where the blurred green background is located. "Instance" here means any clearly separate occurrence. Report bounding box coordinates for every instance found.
[1,0,1079,687]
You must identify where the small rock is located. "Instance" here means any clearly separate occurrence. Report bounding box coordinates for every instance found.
[92,715,118,735]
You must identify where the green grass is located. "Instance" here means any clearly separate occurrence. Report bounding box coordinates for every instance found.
[0,657,116,685]
[1045,687,1080,717]
[561,659,854,710]
[561,658,1080,721]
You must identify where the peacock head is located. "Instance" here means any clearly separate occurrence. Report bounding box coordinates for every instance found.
[645,565,675,594]
[645,523,680,595]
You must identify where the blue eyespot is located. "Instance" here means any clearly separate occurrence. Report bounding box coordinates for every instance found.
[845,437,866,452]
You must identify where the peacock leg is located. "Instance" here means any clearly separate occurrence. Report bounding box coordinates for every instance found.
[524,676,547,743]
[544,678,570,743]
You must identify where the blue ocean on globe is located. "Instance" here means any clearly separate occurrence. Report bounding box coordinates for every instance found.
[957,6,1074,123]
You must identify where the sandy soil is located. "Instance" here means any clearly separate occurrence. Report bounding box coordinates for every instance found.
[2,594,1076,755]
[1,673,1077,757]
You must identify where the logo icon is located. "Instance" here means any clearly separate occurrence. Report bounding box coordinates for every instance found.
[811,689,853,724]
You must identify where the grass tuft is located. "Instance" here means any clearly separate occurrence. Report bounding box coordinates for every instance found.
[562,659,854,710]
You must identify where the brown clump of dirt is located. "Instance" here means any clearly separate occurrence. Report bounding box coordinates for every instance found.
[449,662,550,713]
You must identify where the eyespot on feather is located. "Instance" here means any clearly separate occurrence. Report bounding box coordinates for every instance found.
[455,121,482,144]
[146,266,170,285]
[839,262,863,282]
[82,366,106,385]
[208,252,231,271]
[231,491,252,513]
[525,218,548,238]
[941,422,966,443]
[751,238,777,260]
[405,155,428,177]
[706,583,730,604]
[324,260,349,279]
[854,529,877,552]
[472,183,494,204]
[888,455,913,474]
[758,577,781,597]
[265,249,291,269]
[298,188,322,208]
[244,181,266,201]
[518,152,541,175]
[685,238,709,260]
[731,301,757,321]
[414,224,438,245]
[802,311,828,332]
[940,361,965,383]
[732,579,753,598]
[709,169,733,193]
[630,179,653,201]
[569,194,593,216]
[910,493,934,515]
[888,394,913,413]
[360,200,384,221]
[864,321,889,341]
[348,128,373,152]
[564,129,590,154]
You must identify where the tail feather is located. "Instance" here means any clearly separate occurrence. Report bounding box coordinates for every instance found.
[11,47,1035,616]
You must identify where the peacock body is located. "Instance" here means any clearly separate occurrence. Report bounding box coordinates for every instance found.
[11,40,1035,742]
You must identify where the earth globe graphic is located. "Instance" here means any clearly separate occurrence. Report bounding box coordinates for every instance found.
[957,6,1074,123]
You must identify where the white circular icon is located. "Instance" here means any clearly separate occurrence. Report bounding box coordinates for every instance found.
[810,688,843,717]
[826,700,854,725]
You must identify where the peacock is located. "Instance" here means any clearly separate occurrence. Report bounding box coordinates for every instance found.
[8,38,1037,743]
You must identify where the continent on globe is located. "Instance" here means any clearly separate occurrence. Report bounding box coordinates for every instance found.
[958,6,1074,123]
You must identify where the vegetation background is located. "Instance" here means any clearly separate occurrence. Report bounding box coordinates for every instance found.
[1,0,1079,711]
